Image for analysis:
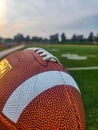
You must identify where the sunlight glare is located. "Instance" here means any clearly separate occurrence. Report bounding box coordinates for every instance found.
[0,0,6,17]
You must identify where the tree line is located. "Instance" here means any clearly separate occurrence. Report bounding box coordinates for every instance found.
[0,32,98,45]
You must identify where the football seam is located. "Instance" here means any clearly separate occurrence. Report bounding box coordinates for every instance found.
[66,87,81,129]
[57,69,81,128]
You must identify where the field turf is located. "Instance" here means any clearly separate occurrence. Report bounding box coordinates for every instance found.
[26,44,98,130]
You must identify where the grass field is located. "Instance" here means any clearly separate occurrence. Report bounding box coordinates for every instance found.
[26,44,98,130]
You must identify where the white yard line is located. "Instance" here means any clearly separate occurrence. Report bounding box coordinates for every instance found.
[0,45,25,58]
[68,66,98,71]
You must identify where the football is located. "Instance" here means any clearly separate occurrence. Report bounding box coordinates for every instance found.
[0,47,86,130]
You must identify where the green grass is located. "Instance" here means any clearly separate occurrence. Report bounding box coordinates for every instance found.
[26,44,98,129]
[48,45,98,67]
[71,70,98,130]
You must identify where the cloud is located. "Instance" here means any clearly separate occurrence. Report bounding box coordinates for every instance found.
[1,0,98,38]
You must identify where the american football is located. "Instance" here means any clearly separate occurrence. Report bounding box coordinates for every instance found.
[0,47,86,130]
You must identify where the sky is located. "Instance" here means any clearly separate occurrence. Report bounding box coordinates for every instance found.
[0,0,98,39]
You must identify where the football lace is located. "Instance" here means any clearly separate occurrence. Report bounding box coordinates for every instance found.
[25,47,60,63]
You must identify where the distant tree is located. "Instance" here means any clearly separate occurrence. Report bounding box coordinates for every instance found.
[25,35,31,43]
[32,36,38,42]
[0,37,2,41]
[0,37,2,44]
[95,33,98,42]
[88,32,94,42]
[50,34,59,43]
[61,33,66,42]
[77,35,84,42]
[71,34,78,42]
[14,33,24,43]
[38,37,43,42]
[43,38,49,43]
[32,36,43,42]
